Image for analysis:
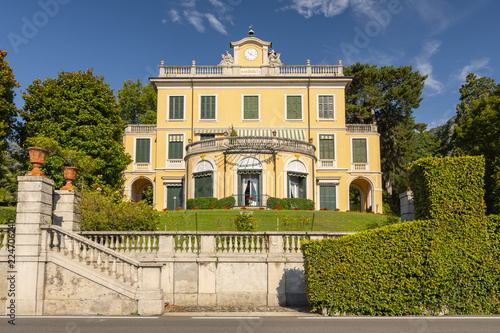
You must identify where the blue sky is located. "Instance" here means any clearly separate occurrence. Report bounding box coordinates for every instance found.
[1,0,498,128]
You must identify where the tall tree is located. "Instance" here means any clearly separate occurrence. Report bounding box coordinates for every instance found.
[454,73,500,214]
[20,69,131,189]
[344,63,426,203]
[117,79,157,124]
[0,50,19,169]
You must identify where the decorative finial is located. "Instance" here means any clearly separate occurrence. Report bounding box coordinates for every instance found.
[160,60,165,66]
[248,24,254,37]
[338,59,342,65]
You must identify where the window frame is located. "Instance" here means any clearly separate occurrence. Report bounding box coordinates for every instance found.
[134,137,152,164]
[318,133,336,161]
[167,94,186,121]
[167,133,185,161]
[316,94,336,121]
[241,94,261,122]
[351,137,369,164]
[198,94,218,121]
[285,94,304,121]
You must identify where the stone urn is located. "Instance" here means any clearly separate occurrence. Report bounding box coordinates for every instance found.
[26,147,49,176]
[60,166,78,190]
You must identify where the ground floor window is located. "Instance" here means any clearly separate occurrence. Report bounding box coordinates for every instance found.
[238,173,261,206]
[319,185,336,211]
[194,172,213,198]
[288,174,306,199]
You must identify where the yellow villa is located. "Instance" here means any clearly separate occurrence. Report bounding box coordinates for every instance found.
[122,31,383,212]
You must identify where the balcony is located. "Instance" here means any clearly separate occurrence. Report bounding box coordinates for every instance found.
[133,163,151,172]
[346,124,378,133]
[158,63,344,78]
[124,125,156,134]
[186,136,316,159]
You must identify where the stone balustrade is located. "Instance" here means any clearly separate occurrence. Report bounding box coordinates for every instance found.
[0,225,11,254]
[124,124,156,134]
[346,124,378,133]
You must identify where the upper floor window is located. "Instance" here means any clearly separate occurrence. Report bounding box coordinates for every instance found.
[319,135,335,160]
[199,134,215,141]
[352,138,367,163]
[169,96,184,120]
[135,138,151,163]
[243,95,259,120]
[318,95,335,120]
[286,95,302,120]
[200,95,216,120]
[168,134,184,160]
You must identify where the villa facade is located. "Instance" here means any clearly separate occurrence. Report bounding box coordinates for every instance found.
[122,31,383,212]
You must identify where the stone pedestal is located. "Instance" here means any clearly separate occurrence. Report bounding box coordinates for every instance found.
[53,190,81,232]
[15,176,54,315]
[400,190,415,222]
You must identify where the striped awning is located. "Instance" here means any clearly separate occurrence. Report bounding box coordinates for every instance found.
[194,128,226,135]
[237,129,306,141]
[169,135,183,142]
[164,182,183,187]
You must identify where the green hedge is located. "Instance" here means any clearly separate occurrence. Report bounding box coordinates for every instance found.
[266,197,314,210]
[0,206,16,224]
[302,216,500,315]
[408,156,485,220]
[186,197,221,209]
[219,196,236,208]
[302,156,500,315]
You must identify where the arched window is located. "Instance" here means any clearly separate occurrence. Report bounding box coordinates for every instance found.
[193,160,214,198]
[286,160,308,199]
[238,157,262,207]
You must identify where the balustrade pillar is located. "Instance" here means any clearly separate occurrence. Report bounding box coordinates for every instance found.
[53,190,81,232]
[15,176,54,315]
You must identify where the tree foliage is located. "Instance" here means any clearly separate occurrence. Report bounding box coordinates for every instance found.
[454,73,500,214]
[117,79,157,124]
[20,69,131,189]
[0,50,20,170]
[344,63,427,204]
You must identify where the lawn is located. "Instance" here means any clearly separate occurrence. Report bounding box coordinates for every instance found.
[157,209,391,232]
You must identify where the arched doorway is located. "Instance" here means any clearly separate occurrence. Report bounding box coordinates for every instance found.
[286,160,308,199]
[130,177,154,204]
[237,157,262,207]
[348,177,374,212]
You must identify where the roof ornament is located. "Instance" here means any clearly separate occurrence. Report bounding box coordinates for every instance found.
[248,24,255,37]
[268,49,283,67]
[218,50,234,66]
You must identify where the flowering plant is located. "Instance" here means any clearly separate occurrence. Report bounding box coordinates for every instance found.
[209,206,214,210]
[249,196,254,200]
[320,207,328,211]
[175,207,183,211]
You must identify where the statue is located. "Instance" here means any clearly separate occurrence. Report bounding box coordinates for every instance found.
[219,50,234,66]
[268,49,283,67]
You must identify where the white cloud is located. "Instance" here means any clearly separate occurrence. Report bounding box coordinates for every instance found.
[456,57,491,81]
[283,0,380,19]
[163,0,235,34]
[415,40,445,95]
[205,13,228,35]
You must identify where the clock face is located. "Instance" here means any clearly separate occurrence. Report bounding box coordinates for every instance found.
[244,47,258,61]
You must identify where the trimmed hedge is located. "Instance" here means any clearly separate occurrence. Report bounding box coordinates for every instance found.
[302,156,500,315]
[302,216,500,315]
[186,197,221,209]
[219,196,236,208]
[408,156,485,220]
[266,197,314,210]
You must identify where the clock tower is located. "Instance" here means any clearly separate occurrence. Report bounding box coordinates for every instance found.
[229,29,272,67]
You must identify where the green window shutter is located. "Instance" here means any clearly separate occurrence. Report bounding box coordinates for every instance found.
[353,138,367,163]
[287,96,301,119]
[244,96,258,119]
[169,96,184,119]
[319,135,335,159]
[195,174,213,198]
[299,177,306,199]
[168,135,183,159]
[199,134,215,140]
[135,138,150,163]
[166,186,182,210]
[318,95,334,119]
[320,186,336,210]
[201,96,215,119]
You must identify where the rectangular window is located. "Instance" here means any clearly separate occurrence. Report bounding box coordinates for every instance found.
[135,138,150,163]
[318,95,334,119]
[243,96,259,120]
[169,96,184,120]
[199,134,215,140]
[319,135,335,160]
[195,174,213,198]
[352,138,367,163]
[168,135,184,160]
[200,96,216,120]
[286,95,302,120]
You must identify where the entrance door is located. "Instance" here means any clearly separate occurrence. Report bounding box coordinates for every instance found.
[239,174,260,206]
[166,185,183,210]
[320,185,336,211]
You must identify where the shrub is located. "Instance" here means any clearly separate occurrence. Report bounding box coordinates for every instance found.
[267,197,314,210]
[81,190,159,231]
[0,206,16,224]
[232,213,257,231]
[219,196,236,208]
[186,197,221,209]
